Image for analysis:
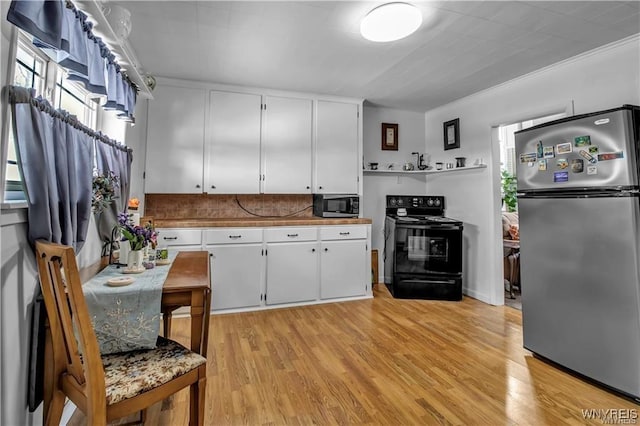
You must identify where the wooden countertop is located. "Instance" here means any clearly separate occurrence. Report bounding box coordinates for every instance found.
[155,217,372,228]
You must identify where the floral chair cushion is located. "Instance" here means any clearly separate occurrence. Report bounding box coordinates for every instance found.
[101,336,206,405]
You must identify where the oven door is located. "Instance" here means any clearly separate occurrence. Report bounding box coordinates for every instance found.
[393,224,462,275]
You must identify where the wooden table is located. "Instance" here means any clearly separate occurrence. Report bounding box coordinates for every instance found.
[503,239,520,299]
[43,251,211,421]
[160,251,211,357]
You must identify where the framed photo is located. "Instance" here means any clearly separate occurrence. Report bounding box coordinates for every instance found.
[443,118,460,150]
[381,123,398,151]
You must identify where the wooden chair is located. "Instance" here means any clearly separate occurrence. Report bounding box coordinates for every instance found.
[35,240,206,426]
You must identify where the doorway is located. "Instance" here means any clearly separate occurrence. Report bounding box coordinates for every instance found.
[497,112,565,309]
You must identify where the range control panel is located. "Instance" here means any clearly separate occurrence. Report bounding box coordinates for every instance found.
[386,195,445,210]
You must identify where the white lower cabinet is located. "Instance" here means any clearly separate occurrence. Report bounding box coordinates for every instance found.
[320,239,368,299]
[264,227,318,305]
[265,242,318,305]
[199,224,370,312]
[205,228,264,311]
[208,244,264,310]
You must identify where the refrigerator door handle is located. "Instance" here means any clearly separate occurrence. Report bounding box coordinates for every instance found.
[518,189,640,199]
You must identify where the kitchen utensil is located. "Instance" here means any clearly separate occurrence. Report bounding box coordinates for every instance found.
[446,163,454,169]
[403,162,415,171]
[436,162,443,170]
[368,162,378,170]
[455,157,466,167]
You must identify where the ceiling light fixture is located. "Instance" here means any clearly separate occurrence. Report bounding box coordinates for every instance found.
[360,2,422,42]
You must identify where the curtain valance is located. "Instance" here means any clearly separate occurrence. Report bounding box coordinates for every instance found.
[7,0,138,122]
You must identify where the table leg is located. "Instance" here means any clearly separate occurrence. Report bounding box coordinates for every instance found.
[163,310,173,338]
[508,254,516,299]
[189,290,206,356]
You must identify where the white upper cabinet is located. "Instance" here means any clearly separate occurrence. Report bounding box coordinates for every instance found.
[145,85,206,193]
[208,91,262,194]
[261,96,312,193]
[315,100,359,194]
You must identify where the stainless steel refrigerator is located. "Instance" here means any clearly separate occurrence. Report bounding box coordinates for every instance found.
[514,105,640,400]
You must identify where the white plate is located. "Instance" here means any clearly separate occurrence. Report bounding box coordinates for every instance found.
[106,276,134,287]
[121,266,146,274]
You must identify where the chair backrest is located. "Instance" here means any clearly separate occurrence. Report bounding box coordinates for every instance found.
[35,241,107,409]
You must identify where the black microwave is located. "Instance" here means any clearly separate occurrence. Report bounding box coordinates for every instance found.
[313,194,359,218]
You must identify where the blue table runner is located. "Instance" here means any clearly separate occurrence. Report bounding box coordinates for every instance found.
[82,251,178,355]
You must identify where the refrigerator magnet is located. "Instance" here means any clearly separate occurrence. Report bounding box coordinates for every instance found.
[543,146,555,158]
[556,142,572,154]
[556,159,569,169]
[520,152,537,163]
[578,150,597,164]
[570,158,584,173]
[588,146,599,155]
[537,141,544,158]
[574,135,591,147]
[538,159,547,171]
[554,171,569,182]
[597,151,624,161]
[587,165,598,175]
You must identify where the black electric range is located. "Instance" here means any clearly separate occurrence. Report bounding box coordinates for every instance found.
[384,195,463,301]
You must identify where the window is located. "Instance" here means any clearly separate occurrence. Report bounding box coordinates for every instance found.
[55,72,97,127]
[4,40,49,201]
[3,33,99,202]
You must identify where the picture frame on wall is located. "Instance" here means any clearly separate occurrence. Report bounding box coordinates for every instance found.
[381,123,398,151]
[443,118,460,150]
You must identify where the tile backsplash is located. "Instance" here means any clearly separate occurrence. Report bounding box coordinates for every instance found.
[144,194,314,219]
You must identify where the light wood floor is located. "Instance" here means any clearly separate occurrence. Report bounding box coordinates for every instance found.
[70,285,638,425]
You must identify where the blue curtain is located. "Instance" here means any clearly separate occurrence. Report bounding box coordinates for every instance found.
[95,136,133,243]
[6,0,64,49]
[7,0,137,121]
[9,86,94,252]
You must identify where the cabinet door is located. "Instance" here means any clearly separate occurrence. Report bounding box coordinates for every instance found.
[320,240,367,299]
[266,242,318,305]
[315,101,359,194]
[209,244,263,310]
[208,91,262,194]
[262,96,312,193]
[145,85,206,193]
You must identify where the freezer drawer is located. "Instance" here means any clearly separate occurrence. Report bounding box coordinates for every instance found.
[519,195,640,398]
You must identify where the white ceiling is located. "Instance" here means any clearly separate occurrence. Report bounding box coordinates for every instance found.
[114,1,640,112]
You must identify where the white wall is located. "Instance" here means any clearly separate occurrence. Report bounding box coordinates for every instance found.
[1,210,42,426]
[362,106,426,280]
[125,100,149,213]
[423,36,640,305]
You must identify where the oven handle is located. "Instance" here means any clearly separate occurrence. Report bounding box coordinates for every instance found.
[397,225,462,230]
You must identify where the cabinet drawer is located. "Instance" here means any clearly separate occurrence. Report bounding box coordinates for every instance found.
[320,226,366,241]
[157,229,202,246]
[205,228,263,244]
[264,227,317,243]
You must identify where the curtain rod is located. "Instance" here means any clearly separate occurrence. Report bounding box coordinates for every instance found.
[6,85,132,154]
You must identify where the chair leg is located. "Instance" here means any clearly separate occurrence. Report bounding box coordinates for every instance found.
[45,390,65,426]
[189,370,206,426]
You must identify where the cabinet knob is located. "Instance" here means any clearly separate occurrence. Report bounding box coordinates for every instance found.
[324,248,328,252]
[228,235,242,239]
[196,184,201,188]
[287,233,299,238]
[312,248,316,252]
[164,236,178,240]
[319,186,323,190]
[211,185,216,189]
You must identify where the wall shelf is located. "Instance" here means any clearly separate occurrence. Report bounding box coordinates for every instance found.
[363,164,487,175]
